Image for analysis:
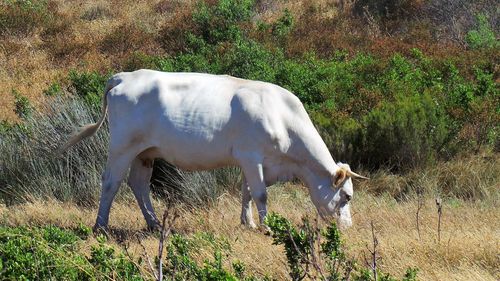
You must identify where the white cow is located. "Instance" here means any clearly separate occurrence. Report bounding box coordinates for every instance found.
[61,69,368,231]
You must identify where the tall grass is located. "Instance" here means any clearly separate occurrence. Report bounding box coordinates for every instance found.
[0,97,240,206]
[0,97,106,205]
[358,154,500,204]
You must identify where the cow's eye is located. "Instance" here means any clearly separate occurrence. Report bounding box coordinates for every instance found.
[345,194,352,202]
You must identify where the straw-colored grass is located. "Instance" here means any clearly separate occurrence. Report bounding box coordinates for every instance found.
[2,184,498,280]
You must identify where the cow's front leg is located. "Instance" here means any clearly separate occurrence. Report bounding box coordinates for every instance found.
[237,156,269,230]
[240,176,257,229]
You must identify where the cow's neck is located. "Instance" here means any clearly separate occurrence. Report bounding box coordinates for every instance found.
[292,129,337,177]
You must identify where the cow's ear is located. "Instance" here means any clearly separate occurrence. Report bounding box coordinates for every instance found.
[334,167,347,187]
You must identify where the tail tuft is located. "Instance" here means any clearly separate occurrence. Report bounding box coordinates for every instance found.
[58,123,103,155]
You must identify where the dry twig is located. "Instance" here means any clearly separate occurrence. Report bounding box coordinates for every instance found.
[435,197,443,243]
[416,186,423,240]
[364,221,379,280]
[137,236,159,280]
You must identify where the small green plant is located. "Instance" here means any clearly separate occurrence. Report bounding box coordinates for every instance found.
[465,14,498,50]
[163,233,260,280]
[89,237,143,280]
[266,213,354,280]
[272,9,294,38]
[43,82,62,96]
[191,0,256,45]
[12,89,32,119]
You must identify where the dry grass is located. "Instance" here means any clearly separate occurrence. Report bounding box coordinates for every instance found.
[1,184,498,280]
[0,0,180,121]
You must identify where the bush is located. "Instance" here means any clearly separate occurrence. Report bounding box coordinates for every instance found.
[68,70,109,107]
[221,39,278,82]
[361,93,448,170]
[12,89,32,119]
[0,216,421,281]
[0,226,142,280]
[165,234,252,280]
[275,56,326,105]
[191,0,256,45]
[100,23,159,56]
[0,226,88,280]
[465,14,498,50]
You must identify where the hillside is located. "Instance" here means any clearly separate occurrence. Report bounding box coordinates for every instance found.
[0,0,499,280]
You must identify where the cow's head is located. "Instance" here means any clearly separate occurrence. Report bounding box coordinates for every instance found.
[311,162,368,229]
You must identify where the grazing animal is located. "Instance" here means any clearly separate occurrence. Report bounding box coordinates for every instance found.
[60,69,368,231]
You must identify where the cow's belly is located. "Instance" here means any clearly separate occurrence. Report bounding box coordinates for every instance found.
[150,130,237,171]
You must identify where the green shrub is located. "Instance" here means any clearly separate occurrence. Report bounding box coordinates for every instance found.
[12,89,32,119]
[0,226,142,280]
[68,70,109,107]
[0,226,89,280]
[465,14,498,50]
[89,236,143,280]
[221,39,278,82]
[191,0,255,45]
[43,82,63,96]
[265,214,319,280]
[275,56,325,105]
[164,233,260,280]
[361,93,448,170]
[272,9,294,38]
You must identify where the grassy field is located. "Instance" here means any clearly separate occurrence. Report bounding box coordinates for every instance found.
[1,185,498,280]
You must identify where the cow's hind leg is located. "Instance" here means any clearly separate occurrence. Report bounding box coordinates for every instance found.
[240,176,257,229]
[95,151,134,231]
[128,157,159,231]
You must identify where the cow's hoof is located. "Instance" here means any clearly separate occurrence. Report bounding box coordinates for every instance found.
[248,222,258,229]
[146,223,161,233]
[259,224,271,236]
[93,224,110,238]
[241,219,258,230]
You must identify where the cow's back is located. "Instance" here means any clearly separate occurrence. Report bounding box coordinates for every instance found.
[106,70,305,170]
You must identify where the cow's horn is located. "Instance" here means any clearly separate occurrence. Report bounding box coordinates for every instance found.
[346,170,369,180]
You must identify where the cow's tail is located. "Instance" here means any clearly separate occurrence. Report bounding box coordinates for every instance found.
[58,77,119,154]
